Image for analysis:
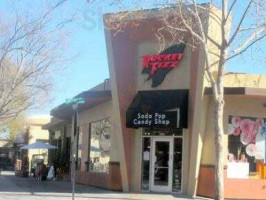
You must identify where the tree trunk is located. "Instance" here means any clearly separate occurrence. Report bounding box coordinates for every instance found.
[214,99,225,200]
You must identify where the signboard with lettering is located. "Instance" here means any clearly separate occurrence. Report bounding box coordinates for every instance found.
[127,110,180,129]
[141,43,186,87]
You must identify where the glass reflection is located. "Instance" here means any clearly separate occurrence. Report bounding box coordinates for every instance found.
[154,168,169,186]
[172,138,182,192]
[141,137,150,190]
[154,141,169,186]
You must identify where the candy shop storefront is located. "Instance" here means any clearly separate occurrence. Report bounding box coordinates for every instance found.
[103,7,266,200]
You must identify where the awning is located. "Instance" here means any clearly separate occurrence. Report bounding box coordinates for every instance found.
[126,90,188,129]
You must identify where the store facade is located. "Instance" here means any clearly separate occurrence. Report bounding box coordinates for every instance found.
[104,6,209,195]
[104,6,266,200]
[45,6,266,199]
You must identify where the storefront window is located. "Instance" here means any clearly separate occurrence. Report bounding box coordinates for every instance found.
[141,137,151,190]
[173,138,182,191]
[228,116,266,179]
[89,118,111,173]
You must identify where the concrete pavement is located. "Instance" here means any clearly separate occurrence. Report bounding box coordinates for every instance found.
[0,171,205,200]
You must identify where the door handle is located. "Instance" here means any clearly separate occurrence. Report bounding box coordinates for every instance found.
[169,154,173,161]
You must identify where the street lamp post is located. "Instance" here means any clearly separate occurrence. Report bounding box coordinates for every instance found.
[66,98,85,200]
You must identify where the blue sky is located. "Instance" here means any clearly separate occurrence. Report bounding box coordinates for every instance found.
[0,0,265,117]
[0,0,111,116]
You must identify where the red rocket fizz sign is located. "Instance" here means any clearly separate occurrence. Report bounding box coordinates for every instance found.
[142,53,184,74]
[141,43,186,87]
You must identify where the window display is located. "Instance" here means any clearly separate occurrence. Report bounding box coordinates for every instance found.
[141,137,151,191]
[228,116,266,179]
[89,118,111,173]
[77,126,84,170]
[173,138,182,191]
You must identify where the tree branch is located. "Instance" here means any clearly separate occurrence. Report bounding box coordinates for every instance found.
[227,34,266,61]
[227,1,253,46]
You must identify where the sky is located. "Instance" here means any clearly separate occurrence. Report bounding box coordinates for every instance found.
[0,0,111,116]
[0,0,265,117]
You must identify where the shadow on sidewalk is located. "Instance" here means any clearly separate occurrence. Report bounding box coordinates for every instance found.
[0,171,194,199]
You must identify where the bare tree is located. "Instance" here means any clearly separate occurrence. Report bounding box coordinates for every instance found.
[102,0,266,199]
[0,0,74,125]
[0,115,25,141]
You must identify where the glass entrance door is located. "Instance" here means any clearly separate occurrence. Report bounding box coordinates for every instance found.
[151,138,173,192]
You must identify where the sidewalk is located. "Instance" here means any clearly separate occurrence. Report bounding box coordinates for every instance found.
[0,171,207,200]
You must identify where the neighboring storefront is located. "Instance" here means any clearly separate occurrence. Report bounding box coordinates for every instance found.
[42,118,72,179]
[26,117,50,170]
[46,79,123,190]
[15,117,50,177]
[198,85,266,200]
[45,6,266,200]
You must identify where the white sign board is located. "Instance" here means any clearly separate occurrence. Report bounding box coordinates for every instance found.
[227,162,249,179]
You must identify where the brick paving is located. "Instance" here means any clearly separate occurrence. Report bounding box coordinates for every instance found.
[0,171,205,200]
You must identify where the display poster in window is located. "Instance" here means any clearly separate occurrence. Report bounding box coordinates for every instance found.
[89,118,111,173]
[228,116,266,179]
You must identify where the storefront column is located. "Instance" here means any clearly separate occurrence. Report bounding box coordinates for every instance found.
[186,47,210,196]
[105,29,137,192]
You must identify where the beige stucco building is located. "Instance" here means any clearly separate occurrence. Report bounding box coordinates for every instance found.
[46,5,266,200]
[26,117,50,169]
